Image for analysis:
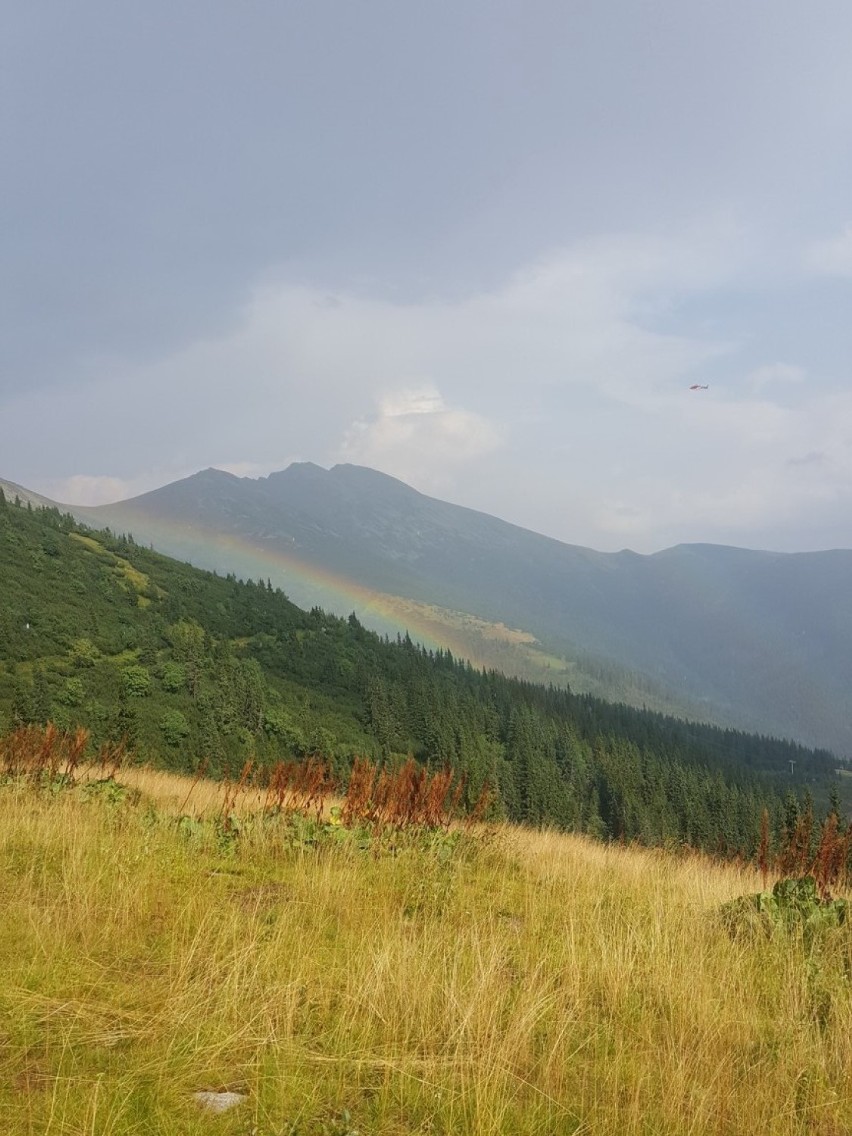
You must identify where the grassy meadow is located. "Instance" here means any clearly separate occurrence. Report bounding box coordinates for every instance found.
[2,762,852,1135]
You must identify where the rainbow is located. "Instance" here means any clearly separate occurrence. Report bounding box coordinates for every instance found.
[100,508,490,663]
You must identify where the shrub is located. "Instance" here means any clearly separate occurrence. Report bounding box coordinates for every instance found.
[160,661,186,693]
[160,709,190,747]
[58,676,85,707]
[721,875,849,941]
[70,637,99,668]
[122,665,151,698]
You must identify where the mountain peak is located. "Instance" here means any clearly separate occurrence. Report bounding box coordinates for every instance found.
[193,467,241,482]
[329,463,426,497]
[265,461,329,484]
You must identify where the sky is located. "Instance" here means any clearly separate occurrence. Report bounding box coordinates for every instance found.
[3,1,852,554]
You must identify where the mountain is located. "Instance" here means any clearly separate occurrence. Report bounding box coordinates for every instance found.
[7,465,852,755]
[5,489,842,847]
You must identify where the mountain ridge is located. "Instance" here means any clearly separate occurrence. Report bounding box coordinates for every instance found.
[4,466,851,754]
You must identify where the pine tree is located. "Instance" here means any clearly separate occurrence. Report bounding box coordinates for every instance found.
[11,673,33,726]
[31,667,52,725]
[114,689,139,749]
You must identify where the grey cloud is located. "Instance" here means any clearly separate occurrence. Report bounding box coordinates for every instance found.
[4,2,852,553]
[6,2,852,389]
[787,451,828,467]
[7,232,851,553]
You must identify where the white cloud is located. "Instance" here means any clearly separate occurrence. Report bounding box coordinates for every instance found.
[377,389,446,417]
[805,225,852,276]
[44,473,174,506]
[11,221,734,457]
[575,389,852,549]
[339,386,502,493]
[8,219,852,552]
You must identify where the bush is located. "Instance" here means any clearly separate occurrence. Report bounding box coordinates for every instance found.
[159,709,190,747]
[58,677,85,707]
[721,876,849,941]
[70,638,99,668]
[160,662,186,693]
[122,665,151,698]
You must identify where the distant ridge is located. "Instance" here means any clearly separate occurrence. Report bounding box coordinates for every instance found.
[6,465,852,755]
[0,478,66,512]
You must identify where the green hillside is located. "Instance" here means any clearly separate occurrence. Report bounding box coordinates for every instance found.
[0,489,843,852]
[82,463,852,754]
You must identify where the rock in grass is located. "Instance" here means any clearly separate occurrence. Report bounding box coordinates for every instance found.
[193,1090,247,1113]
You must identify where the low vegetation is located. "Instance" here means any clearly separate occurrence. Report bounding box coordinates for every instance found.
[2,727,852,1134]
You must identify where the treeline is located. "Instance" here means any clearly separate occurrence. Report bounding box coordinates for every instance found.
[0,490,843,855]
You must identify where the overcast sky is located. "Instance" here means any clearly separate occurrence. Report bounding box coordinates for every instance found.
[3,2,852,553]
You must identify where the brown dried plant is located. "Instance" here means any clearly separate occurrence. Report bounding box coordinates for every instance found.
[341,757,378,828]
[778,801,814,878]
[757,808,771,891]
[0,723,91,783]
[341,756,466,831]
[178,757,209,814]
[262,757,336,819]
[464,782,496,831]
[93,739,126,780]
[220,759,254,830]
[769,799,852,898]
[811,811,852,900]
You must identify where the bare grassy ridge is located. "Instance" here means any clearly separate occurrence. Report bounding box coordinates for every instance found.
[2,767,852,1134]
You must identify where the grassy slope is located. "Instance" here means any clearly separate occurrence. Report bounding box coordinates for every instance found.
[2,770,852,1135]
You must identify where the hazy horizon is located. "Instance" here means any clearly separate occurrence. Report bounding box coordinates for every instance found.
[5,460,851,558]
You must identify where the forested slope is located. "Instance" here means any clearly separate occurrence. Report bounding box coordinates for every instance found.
[82,462,852,753]
[0,489,841,852]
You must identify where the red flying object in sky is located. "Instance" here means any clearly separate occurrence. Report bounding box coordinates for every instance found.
[689,384,709,390]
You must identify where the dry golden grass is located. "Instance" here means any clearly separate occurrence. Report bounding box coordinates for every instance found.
[1,770,852,1135]
[94,762,274,817]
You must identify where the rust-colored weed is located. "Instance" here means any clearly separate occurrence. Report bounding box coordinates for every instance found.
[342,756,465,831]
[0,723,91,782]
[262,756,336,819]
